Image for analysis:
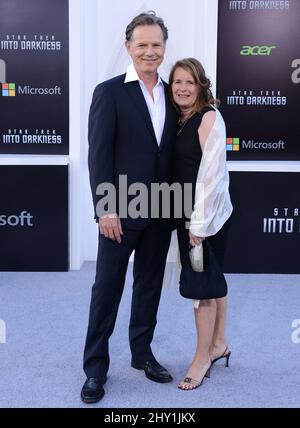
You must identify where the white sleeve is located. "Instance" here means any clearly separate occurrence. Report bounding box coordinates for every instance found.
[189,109,233,237]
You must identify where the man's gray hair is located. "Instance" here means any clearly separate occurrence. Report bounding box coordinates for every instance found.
[125,11,168,42]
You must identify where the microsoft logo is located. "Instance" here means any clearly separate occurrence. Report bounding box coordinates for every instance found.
[0,60,15,96]
[1,83,16,96]
[227,138,239,151]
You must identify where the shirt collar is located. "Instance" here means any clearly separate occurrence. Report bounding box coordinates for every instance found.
[124,63,164,88]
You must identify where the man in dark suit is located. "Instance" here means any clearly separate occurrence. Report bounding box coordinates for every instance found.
[81,11,178,403]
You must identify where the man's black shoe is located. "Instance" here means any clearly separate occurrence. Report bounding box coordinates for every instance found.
[81,377,105,403]
[131,359,173,383]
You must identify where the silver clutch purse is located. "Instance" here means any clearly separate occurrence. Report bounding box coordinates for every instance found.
[189,243,204,272]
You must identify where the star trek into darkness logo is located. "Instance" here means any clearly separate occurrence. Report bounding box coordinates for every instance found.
[0,34,62,51]
[263,208,300,234]
[226,89,287,106]
[228,1,290,10]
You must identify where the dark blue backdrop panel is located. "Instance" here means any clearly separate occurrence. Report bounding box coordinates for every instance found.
[224,171,300,274]
[0,0,69,154]
[0,165,69,271]
[217,0,300,160]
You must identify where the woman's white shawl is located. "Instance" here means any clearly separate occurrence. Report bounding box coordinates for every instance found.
[189,108,233,237]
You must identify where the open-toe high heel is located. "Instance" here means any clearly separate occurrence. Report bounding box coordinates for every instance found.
[211,346,231,367]
[178,364,211,391]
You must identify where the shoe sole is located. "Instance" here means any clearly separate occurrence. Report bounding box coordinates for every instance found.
[131,363,173,383]
[145,372,173,383]
[81,389,105,404]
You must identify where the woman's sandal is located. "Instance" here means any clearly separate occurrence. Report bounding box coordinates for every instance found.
[211,346,231,367]
[178,365,211,390]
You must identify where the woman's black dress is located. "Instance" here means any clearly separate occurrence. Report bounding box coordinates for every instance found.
[173,107,230,300]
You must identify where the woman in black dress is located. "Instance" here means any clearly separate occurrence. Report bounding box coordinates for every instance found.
[169,58,233,390]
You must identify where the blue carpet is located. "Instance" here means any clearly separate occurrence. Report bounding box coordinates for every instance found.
[0,262,299,408]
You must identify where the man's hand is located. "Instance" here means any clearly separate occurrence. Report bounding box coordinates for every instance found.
[99,214,123,243]
[189,231,204,247]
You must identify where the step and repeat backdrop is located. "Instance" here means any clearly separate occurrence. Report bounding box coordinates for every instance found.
[0,0,299,273]
[218,0,300,273]
[0,0,69,271]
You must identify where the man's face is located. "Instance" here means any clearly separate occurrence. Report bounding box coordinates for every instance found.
[126,25,165,77]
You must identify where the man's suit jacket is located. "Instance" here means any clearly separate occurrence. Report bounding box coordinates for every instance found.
[88,73,178,230]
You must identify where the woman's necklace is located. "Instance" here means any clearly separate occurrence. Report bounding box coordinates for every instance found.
[176,111,195,136]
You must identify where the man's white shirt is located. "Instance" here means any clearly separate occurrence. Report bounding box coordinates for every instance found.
[124,64,166,146]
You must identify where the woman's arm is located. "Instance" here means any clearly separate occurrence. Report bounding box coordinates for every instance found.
[189,109,232,238]
[198,110,216,152]
[189,111,217,245]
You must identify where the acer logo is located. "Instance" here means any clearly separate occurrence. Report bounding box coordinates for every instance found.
[240,45,276,56]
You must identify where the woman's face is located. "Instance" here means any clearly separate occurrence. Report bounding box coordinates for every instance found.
[172,67,199,110]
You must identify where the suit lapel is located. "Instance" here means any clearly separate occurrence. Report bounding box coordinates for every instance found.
[123,81,157,145]
[159,81,173,150]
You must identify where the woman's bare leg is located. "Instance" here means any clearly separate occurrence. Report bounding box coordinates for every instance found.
[209,296,229,361]
[178,299,216,390]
